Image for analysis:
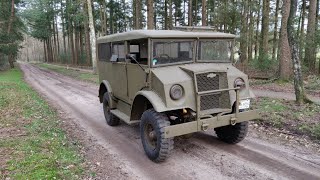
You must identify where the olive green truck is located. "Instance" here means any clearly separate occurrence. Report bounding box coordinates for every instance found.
[97,29,260,162]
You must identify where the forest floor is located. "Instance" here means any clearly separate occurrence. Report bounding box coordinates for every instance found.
[18,62,320,179]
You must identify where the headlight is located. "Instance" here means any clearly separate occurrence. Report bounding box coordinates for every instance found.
[234,78,246,89]
[170,84,184,100]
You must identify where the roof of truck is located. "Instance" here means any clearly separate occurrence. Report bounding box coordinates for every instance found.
[97,30,236,43]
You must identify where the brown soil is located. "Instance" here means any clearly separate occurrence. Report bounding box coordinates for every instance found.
[20,63,320,180]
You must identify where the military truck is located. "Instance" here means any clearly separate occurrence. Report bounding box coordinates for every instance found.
[97,30,259,162]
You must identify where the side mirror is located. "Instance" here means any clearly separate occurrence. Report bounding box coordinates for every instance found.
[233,51,241,64]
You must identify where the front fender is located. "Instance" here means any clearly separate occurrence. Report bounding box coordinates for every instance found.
[99,80,116,108]
[135,91,168,112]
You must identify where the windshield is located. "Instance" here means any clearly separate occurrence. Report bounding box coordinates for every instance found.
[152,40,194,66]
[198,40,232,62]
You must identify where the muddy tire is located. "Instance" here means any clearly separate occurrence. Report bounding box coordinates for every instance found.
[103,93,120,126]
[214,121,248,144]
[140,109,174,162]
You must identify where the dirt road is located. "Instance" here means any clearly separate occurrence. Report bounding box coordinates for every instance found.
[253,89,320,104]
[21,63,320,180]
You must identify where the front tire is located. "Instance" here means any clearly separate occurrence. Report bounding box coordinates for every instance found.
[140,109,174,162]
[214,121,248,144]
[103,93,120,126]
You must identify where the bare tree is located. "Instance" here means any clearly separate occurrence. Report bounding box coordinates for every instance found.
[87,0,97,73]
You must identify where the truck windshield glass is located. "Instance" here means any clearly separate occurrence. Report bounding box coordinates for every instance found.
[152,40,194,66]
[198,40,232,62]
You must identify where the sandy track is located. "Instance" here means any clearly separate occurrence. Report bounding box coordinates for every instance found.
[21,63,320,180]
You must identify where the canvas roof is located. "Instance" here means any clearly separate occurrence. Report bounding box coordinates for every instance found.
[97,30,236,43]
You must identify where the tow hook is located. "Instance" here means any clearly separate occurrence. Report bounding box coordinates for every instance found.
[201,123,209,131]
[230,117,237,125]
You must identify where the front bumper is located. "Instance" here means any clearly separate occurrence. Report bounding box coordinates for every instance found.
[163,109,260,138]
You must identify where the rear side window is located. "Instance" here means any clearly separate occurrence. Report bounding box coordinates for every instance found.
[112,43,125,62]
[98,43,111,61]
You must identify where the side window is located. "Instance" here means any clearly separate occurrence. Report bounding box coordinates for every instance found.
[128,39,148,65]
[112,43,125,62]
[98,43,111,61]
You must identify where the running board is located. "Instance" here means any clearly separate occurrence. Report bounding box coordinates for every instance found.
[110,109,140,125]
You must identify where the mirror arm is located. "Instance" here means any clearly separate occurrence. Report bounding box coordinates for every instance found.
[134,59,145,71]
[128,55,145,72]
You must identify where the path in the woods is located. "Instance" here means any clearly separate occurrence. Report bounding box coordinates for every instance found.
[252,89,320,104]
[21,63,320,180]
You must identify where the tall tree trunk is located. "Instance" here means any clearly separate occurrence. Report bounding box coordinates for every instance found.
[299,0,306,61]
[165,0,168,29]
[87,0,97,73]
[100,0,107,36]
[317,0,320,74]
[69,22,75,64]
[110,0,114,33]
[272,0,280,61]
[52,20,57,62]
[254,0,262,59]
[279,0,292,80]
[7,0,14,34]
[259,0,270,61]
[147,0,154,29]
[248,2,254,62]
[44,41,47,62]
[7,0,15,68]
[75,29,80,65]
[80,27,84,58]
[201,0,207,26]
[168,0,173,29]
[287,0,309,104]
[240,0,249,71]
[61,0,66,55]
[83,0,91,66]
[134,0,142,29]
[304,0,317,72]
[188,0,193,26]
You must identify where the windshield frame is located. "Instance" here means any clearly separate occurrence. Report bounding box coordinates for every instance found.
[150,38,196,67]
[196,38,234,63]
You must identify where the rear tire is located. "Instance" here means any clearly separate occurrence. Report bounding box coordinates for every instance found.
[140,109,174,162]
[103,93,120,126]
[214,121,248,144]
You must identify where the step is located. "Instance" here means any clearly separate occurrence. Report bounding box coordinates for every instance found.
[110,109,140,125]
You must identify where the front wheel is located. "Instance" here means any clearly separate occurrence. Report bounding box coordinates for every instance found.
[214,121,248,144]
[140,109,174,162]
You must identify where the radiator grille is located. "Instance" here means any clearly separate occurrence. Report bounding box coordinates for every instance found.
[196,72,219,92]
[195,72,230,111]
[200,94,220,110]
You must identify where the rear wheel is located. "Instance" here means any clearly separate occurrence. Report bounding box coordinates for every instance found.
[140,109,174,162]
[214,121,248,144]
[103,93,120,126]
